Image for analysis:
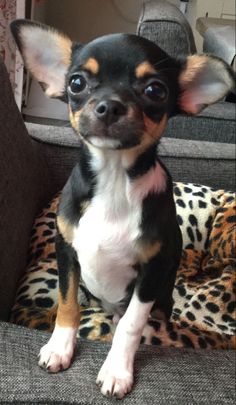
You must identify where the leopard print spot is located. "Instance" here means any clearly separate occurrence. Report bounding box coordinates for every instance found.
[151,337,162,345]
[206,303,220,313]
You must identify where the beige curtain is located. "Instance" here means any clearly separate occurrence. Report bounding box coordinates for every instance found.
[0,0,25,108]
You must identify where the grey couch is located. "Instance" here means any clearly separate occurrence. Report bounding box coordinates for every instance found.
[0,1,235,403]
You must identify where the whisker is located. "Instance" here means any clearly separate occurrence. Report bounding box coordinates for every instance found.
[155,66,179,74]
[146,130,157,142]
[154,57,172,68]
[62,122,72,128]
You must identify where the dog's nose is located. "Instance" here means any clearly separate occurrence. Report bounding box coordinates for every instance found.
[94,100,127,124]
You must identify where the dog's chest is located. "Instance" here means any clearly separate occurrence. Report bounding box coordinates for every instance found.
[72,156,141,306]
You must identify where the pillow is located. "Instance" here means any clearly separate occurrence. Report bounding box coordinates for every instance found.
[11,182,235,349]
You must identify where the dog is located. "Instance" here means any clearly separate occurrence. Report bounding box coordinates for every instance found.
[11,19,235,399]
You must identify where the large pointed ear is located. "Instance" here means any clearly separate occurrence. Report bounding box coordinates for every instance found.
[178,54,236,114]
[10,19,72,98]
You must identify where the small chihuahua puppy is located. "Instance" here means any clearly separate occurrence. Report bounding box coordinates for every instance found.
[11,20,235,399]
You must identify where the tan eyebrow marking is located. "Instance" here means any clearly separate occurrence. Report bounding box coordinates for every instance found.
[82,57,100,74]
[135,61,156,78]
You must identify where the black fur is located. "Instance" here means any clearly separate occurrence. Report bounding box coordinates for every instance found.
[55,233,80,300]
[58,144,95,225]
[57,33,183,316]
[126,144,158,179]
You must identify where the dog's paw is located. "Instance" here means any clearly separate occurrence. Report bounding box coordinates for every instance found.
[38,326,77,373]
[96,355,133,399]
[38,342,75,373]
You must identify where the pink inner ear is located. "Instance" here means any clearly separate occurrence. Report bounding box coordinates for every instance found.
[179,89,203,115]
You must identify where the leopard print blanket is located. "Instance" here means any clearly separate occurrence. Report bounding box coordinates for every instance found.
[11,182,236,349]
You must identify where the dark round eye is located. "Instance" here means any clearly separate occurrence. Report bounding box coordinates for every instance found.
[69,75,87,94]
[144,82,167,101]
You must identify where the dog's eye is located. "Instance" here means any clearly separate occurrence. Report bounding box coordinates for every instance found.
[144,82,167,101]
[69,75,87,94]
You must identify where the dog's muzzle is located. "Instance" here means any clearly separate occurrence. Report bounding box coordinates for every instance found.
[78,100,145,150]
[94,99,127,126]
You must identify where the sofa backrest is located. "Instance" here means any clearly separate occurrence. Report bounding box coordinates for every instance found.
[137,0,197,57]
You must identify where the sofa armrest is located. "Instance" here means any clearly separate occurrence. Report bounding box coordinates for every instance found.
[137,0,196,57]
[26,122,235,191]
[26,122,81,192]
[0,57,52,320]
[160,138,235,191]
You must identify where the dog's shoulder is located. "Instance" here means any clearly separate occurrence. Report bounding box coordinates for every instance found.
[57,145,95,243]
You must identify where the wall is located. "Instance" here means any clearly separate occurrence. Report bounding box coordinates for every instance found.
[33,0,236,50]
[44,0,144,43]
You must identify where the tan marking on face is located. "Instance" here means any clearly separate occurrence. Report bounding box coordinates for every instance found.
[121,114,167,169]
[137,241,162,263]
[135,61,156,79]
[81,200,90,214]
[57,271,80,328]
[69,105,81,131]
[57,215,74,245]
[82,57,99,75]
[143,113,167,140]
[126,105,142,120]
[69,105,76,130]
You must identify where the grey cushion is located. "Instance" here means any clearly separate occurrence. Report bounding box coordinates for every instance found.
[0,57,51,321]
[137,0,196,57]
[165,103,236,144]
[0,322,235,404]
[27,122,236,191]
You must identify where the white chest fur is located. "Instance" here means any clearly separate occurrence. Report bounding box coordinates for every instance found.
[72,151,141,308]
[72,148,167,310]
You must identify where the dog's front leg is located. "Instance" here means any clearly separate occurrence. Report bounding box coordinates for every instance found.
[96,292,154,398]
[38,233,80,372]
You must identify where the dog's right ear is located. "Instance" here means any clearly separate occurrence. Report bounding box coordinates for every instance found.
[11,19,73,98]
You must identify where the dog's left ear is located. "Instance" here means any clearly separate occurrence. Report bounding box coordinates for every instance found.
[178,54,235,114]
[10,19,73,98]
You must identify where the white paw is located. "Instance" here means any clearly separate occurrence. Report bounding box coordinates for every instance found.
[38,342,75,372]
[38,325,77,373]
[96,354,133,399]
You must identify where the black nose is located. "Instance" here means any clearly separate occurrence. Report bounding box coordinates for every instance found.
[94,100,127,124]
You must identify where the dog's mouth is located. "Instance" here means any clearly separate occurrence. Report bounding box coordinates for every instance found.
[78,113,145,150]
[70,103,145,149]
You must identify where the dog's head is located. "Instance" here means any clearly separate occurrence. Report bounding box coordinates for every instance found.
[11,20,235,150]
